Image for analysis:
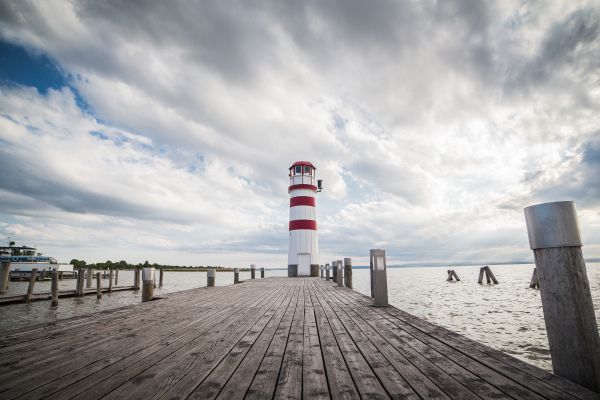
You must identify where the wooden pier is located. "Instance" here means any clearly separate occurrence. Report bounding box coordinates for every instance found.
[0,277,598,400]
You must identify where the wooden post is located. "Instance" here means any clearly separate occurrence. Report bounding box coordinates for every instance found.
[325,264,330,280]
[251,264,256,279]
[96,272,102,299]
[337,259,344,287]
[529,268,539,289]
[153,273,157,289]
[370,249,388,306]
[485,266,498,284]
[134,267,140,290]
[51,270,59,307]
[142,268,154,302]
[86,267,93,289]
[260,267,264,278]
[477,267,485,284]
[320,265,324,278]
[207,268,215,287]
[76,268,85,296]
[26,268,37,303]
[332,261,338,283]
[58,271,63,280]
[344,258,352,289]
[0,261,10,294]
[525,201,600,391]
[109,270,114,293]
[159,268,164,287]
[369,251,375,298]
[447,269,460,282]
[234,268,239,284]
[114,269,119,286]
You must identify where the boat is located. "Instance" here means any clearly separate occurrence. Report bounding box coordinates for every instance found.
[0,242,73,274]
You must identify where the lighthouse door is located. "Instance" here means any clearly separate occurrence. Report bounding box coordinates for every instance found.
[298,253,311,276]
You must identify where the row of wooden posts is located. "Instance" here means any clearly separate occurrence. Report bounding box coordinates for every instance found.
[445,266,499,284]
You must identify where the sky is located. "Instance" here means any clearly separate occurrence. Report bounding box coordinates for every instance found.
[0,0,599,268]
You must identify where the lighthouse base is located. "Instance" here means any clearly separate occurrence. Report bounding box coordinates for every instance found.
[288,264,320,277]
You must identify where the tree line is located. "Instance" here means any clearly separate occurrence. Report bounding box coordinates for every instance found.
[68,259,238,271]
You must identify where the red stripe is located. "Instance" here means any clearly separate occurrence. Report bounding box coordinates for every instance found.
[288,184,317,193]
[289,220,317,231]
[290,196,316,207]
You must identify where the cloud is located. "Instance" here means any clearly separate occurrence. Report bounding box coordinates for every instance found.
[0,0,599,266]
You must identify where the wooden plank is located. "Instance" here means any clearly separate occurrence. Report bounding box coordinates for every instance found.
[301,282,329,399]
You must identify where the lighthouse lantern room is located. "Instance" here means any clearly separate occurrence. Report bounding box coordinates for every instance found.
[288,161,320,277]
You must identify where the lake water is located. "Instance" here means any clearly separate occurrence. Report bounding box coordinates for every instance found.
[1,263,599,372]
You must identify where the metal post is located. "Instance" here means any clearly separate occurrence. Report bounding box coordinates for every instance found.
[207,268,216,287]
[260,267,264,278]
[96,272,102,299]
[251,264,256,279]
[234,268,239,284]
[325,264,330,280]
[337,259,344,287]
[51,270,59,307]
[525,201,600,391]
[142,267,154,302]
[371,249,388,306]
[344,258,352,289]
[0,261,10,294]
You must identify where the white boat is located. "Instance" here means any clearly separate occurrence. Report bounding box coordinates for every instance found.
[0,243,73,273]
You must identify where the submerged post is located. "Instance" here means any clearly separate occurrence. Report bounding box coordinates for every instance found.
[207,268,216,287]
[251,264,256,279]
[525,201,600,391]
[96,272,102,299]
[332,261,338,283]
[86,267,93,289]
[325,264,330,280]
[159,268,164,287]
[51,270,59,307]
[0,261,10,294]
[260,267,265,278]
[142,267,154,302]
[370,249,388,306]
[529,268,539,289]
[337,259,344,287]
[344,258,352,289]
[26,268,37,303]
[234,268,239,284]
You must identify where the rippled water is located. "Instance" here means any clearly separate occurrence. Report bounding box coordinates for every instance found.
[1,263,599,371]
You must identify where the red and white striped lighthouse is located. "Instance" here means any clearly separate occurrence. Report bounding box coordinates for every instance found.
[288,161,320,277]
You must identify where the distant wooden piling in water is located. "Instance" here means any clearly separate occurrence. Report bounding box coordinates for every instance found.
[51,270,59,307]
[234,268,239,284]
[446,269,460,282]
[525,201,600,391]
[76,268,85,296]
[114,269,119,286]
[26,268,37,303]
[159,268,164,287]
[251,264,256,279]
[109,270,114,293]
[260,267,264,278]
[86,267,93,288]
[344,257,352,289]
[134,267,140,290]
[96,272,102,299]
[142,268,154,302]
[207,268,216,287]
[529,268,539,289]
[0,261,10,294]
[477,266,498,284]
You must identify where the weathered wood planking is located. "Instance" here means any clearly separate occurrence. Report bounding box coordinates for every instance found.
[0,278,599,400]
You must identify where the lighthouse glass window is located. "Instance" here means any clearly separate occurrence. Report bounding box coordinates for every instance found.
[295,166,302,174]
[304,166,311,175]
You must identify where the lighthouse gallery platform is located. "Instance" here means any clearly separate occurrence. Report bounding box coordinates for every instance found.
[0,277,597,400]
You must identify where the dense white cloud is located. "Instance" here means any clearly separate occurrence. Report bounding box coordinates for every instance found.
[0,0,598,266]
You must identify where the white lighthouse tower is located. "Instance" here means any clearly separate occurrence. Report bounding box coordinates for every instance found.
[288,161,321,277]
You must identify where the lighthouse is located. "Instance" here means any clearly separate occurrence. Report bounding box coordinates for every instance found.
[288,161,321,277]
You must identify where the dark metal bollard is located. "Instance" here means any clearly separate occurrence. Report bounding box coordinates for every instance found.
[525,201,600,391]
[370,249,388,306]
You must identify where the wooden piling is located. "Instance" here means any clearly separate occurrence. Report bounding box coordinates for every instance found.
[486,266,498,284]
[142,268,154,302]
[109,270,114,293]
[320,265,324,278]
[0,261,10,294]
[336,259,344,287]
[86,267,93,289]
[344,258,352,289]
[134,267,140,290]
[447,269,460,281]
[76,268,85,296]
[26,268,37,303]
[207,268,215,287]
[260,267,264,278]
[525,200,600,391]
[234,268,239,284]
[96,272,102,299]
[153,273,157,289]
[159,268,164,287]
[529,268,539,289]
[251,264,256,279]
[332,261,338,283]
[51,270,59,307]
[325,264,330,280]
[115,269,119,286]
[58,271,63,280]
[370,249,388,306]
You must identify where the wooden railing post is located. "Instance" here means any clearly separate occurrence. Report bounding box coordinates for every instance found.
[142,268,154,302]
[344,258,352,289]
[525,201,600,391]
[234,268,239,284]
[51,270,59,307]
[251,264,256,279]
[370,249,388,306]
[332,261,338,283]
[26,268,37,303]
[0,261,10,294]
[207,268,216,287]
[96,272,102,299]
[336,259,344,287]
